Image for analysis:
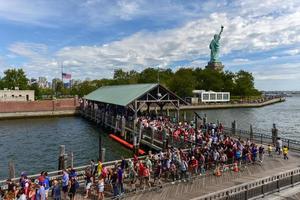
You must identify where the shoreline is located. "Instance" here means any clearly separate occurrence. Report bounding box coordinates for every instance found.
[0,97,285,120]
[179,97,285,110]
[0,109,80,120]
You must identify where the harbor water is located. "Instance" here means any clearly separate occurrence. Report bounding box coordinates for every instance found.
[0,117,132,179]
[191,96,300,140]
[0,96,299,179]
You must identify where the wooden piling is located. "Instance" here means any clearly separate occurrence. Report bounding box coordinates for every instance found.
[250,124,253,140]
[98,135,102,160]
[101,148,106,162]
[69,152,74,168]
[272,123,278,145]
[8,160,15,179]
[58,145,65,170]
[133,135,138,156]
[121,116,126,137]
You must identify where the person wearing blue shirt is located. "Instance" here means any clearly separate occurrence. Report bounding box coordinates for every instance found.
[61,170,69,200]
[44,172,50,199]
[36,184,46,200]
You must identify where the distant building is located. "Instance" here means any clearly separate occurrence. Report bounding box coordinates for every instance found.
[52,78,61,90]
[192,90,230,104]
[0,88,35,101]
[29,78,37,85]
[38,77,48,88]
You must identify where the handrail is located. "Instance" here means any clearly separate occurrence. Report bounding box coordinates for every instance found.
[223,127,300,151]
[0,155,146,187]
[194,167,300,200]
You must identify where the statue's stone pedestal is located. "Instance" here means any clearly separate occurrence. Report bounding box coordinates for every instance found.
[205,62,224,71]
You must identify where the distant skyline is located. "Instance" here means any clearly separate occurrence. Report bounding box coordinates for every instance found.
[0,0,300,90]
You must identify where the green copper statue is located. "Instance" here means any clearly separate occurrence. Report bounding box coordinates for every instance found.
[209,25,224,62]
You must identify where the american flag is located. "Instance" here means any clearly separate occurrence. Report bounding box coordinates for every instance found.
[62,73,71,79]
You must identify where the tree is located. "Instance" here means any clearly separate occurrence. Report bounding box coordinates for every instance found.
[222,71,235,93]
[113,69,138,84]
[2,69,29,89]
[30,83,42,99]
[197,68,224,92]
[168,68,196,97]
[234,70,260,96]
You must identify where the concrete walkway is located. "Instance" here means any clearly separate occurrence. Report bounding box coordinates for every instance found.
[124,152,300,200]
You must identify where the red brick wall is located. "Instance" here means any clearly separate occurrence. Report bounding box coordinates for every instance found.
[0,98,79,113]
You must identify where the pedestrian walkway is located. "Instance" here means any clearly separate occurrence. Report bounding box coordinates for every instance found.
[123,152,300,200]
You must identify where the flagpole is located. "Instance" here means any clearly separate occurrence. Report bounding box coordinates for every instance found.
[61,62,64,84]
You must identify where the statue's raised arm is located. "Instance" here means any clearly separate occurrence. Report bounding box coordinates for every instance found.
[218,25,224,38]
[209,25,224,63]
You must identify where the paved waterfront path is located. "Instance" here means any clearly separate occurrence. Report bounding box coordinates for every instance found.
[122,152,300,200]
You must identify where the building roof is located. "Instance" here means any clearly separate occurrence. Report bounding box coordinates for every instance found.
[83,83,159,106]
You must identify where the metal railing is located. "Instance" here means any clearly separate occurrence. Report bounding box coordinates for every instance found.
[223,127,300,151]
[196,167,300,200]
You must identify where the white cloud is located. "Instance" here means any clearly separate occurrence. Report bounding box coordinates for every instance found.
[284,49,300,56]
[232,58,249,63]
[3,0,300,84]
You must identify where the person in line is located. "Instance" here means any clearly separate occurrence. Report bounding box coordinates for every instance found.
[258,145,265,163]
[84,167,92,198]
[51,180,61,200]
[117,165,124,195]
[44,172,50,199]
[267,144,273,157]
[17,189,27,200]
[61,169,69,200]
[28,184,36,200]
[283,145,289,160]
[276,138,282,155]
[143,165,151,190]
[97,175,105,200]
[68,177,78,200]
[111,170,119,198]
[36,183,46,200]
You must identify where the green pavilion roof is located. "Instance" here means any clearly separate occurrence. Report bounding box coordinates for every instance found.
[83,83,158,106]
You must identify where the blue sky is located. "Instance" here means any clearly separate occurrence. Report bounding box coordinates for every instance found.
[0,0,300,90]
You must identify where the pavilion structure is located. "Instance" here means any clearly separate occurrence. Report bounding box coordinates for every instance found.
[81,83,187,152]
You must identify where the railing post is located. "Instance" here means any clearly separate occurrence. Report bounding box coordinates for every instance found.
[231,120,236,136]
[261,180,265,197]
[151,127,154,144]
[277,175,280,192]
[163,139,167,152]
[244,185,248,200]
[203,114,207,126]
[226,191,230,200]
[288,139,290,149]
[114,117,118,133]
[260,134,263,144]
[291,171,294,187]
[250,124,253,141]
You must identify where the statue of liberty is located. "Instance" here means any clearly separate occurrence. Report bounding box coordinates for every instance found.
[209,25,224,63]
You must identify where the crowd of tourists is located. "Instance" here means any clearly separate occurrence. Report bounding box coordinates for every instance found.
[0,116,290,200]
